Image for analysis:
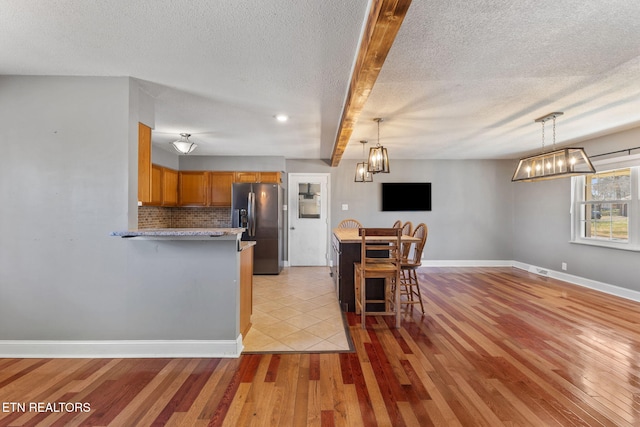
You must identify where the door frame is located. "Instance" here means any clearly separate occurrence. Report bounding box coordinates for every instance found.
[287,173,331,267]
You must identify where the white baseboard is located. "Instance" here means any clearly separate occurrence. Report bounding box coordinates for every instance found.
[512,261,640,303]
[421,259,513,267]
[420,259,640,303]
[0,336,244,358]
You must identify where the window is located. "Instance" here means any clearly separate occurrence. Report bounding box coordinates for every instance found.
[571,166,640,250]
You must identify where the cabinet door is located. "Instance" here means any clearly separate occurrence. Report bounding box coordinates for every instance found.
[240,245,254,336]
[149,164,163,205]
[260,171,281,183]
[234,171,261,183]
[137,123,152,203]
[162,168,178,206]
[209,172,234,207]
[178,171,209,206]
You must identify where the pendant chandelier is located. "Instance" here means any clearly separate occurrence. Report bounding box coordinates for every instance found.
[172,133,197,155]
[368,118,390,174]
[354,140,374,182]
[512,112,595,182]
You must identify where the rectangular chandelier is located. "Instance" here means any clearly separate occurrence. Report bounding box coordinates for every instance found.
[512,147,596,182]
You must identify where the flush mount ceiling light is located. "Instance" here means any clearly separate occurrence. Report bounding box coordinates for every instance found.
[172,133,197,155]
[354,140,374,182]
[368,118,390,174]
[275,114,289,122]
[512,112,595,182]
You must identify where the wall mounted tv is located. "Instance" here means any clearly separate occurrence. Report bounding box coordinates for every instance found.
[381,182,432,211]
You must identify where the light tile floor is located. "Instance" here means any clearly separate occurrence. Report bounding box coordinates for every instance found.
[242,266,352,353]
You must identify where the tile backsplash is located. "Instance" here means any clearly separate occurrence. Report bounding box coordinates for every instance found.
[138,206,232,229]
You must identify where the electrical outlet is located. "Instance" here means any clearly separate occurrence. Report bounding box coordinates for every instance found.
[341,204,349,211]
[561,262,567,271]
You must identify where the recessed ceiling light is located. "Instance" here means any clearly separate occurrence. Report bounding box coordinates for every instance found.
[275,114,289,122]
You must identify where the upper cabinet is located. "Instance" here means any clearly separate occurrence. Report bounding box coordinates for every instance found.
[138,123,152,204]
[162,168,179,206]
[142,164,178,207]
[234,171,261,183]
[177,171,234,207]
[210,172,234,207]
[259,171,282,184]
[234,171,281,184]
[150,164,163,205]
[178,171,209,207]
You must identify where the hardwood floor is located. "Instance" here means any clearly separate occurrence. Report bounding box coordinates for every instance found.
[1,267,639,426]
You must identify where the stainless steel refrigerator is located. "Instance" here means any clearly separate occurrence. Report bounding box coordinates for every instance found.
[232,183,283,274]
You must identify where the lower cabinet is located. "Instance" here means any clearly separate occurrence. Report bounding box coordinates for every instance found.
[240,245,254,337]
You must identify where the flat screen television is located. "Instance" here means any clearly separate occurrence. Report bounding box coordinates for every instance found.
[381,182,432,211]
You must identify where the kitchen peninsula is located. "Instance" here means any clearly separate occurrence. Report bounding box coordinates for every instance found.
[109,227,254,357]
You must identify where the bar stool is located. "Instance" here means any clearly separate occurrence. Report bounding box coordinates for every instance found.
[400,221,413,260]
[400,223,428,313]
[401,221,412,236]
[354,228,402,329]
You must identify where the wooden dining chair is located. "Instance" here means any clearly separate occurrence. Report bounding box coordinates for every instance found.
[392,220,402,229]
[354,228,402,329]
[400,221,413,259]
[338,218,362,229]
[401,221,412,236]
[400,223,428,313]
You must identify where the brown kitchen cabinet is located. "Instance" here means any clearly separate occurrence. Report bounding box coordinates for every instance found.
[234,171,261,183]
[138,123,152,203]
[162,167,178,206]
[259,171,282,183]
[239,244,254,337]
[150,164,163,205]
[234,171,281,183]
[178,171,209,206]
[209,172,234,206]
[142,164,178,206]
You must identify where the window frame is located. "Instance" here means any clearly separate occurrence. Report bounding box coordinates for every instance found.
[571,159,640,251]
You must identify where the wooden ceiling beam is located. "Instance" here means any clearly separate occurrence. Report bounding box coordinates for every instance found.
[330,0,412,167]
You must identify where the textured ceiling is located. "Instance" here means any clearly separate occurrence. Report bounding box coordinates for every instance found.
[3,0,640,161]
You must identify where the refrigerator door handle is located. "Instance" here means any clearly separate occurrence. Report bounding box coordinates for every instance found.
[248,191,256,237]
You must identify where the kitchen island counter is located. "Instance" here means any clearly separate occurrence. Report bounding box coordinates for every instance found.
[106,227,252,357]
[110,228,244,239]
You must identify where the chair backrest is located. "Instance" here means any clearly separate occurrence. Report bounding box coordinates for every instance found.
[359,228,402,274]
[392,220,402,229]
[338,218,362,229]
[400,221,413,259]
[406,223,428,265]
[401,221,413,236]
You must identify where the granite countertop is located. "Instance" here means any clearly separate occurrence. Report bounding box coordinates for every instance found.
[110,228,245,238]
[239,241,257,250]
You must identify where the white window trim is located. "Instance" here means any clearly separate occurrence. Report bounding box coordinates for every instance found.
[570,157,640,252]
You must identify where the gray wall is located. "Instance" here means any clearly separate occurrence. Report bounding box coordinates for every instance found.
[287,158,515,261]
[0,76,240,341]
[152,145,179,170]
[179,155,285,172]
[512,126,640,292]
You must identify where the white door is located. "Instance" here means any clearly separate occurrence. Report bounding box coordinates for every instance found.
[288,173,330,266]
